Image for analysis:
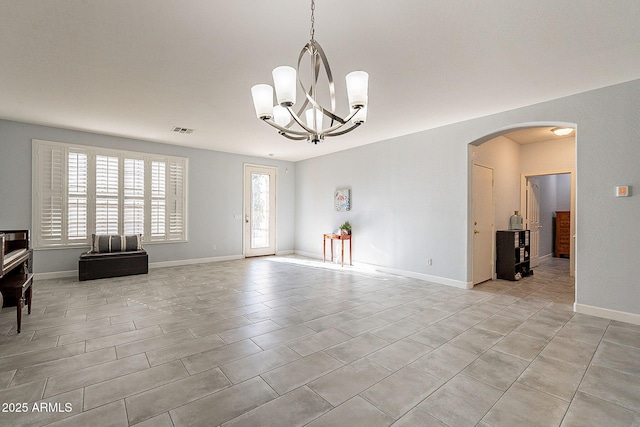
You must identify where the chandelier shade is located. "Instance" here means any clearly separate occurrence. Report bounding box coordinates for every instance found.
[250,0,368,144]
[250,84,274,120]
[272,66,297,106]
[346,71,369,108]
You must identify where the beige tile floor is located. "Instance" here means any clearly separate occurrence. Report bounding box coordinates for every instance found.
[0,256,639,426]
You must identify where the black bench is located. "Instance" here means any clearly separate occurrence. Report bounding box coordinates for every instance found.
[79,234,148,281]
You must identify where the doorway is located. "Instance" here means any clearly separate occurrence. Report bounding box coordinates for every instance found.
[472,164,494,285]
[526,178,542,268]
[243,164,277,257]
[522,173,572,270]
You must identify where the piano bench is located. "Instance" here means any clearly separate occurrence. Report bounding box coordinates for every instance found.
[0,273,33,333]
[79,250,148,281]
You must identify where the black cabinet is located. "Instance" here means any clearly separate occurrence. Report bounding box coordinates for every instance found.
[496,230,530,281]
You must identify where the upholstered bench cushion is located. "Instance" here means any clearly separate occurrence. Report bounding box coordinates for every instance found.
[91,234,142,254]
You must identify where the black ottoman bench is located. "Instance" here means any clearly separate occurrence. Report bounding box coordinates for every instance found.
[79,234,148,281]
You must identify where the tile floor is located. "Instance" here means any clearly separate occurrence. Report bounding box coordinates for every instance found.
[0,256,639,426]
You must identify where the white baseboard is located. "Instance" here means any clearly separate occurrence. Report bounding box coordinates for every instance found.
[574,303,640,326]
[293,251,472,289]
[276,250,295,256]
[294,250,322,260]
[373,265,473,289]
[33,255,246,280]
[34,270,78,280]
[149,254,244,269]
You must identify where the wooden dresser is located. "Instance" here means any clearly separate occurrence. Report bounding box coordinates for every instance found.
[555,211,570,257]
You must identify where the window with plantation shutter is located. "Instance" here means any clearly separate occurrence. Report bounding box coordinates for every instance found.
[168,159,186,240]
[124,158,145,235]
[35,143,64,244]
[95,155,119,235]
[32,140,188,248]
[67,151,88,240]
[151,161,166,239]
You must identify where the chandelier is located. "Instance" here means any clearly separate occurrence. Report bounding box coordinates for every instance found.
[250,0,369,144]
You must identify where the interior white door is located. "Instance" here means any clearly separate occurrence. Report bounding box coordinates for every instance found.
[243,164,277,257]
[472,164,494,285]
[527,178,541,268]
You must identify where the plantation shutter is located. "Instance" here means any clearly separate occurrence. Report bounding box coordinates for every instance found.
[67,150,88,241]
[36,143,64,245]
[150,160,166,239]
[95,155,119,234]
[168,159,186,240]
[124,158,145,235]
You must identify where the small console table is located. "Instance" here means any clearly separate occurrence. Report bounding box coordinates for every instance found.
[323,233,352,267]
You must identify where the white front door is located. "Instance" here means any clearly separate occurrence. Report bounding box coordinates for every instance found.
[472,164,494,285]
[243,164,277,257]
[527,178,541,268]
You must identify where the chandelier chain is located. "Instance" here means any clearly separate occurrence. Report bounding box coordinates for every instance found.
[310,0,315,41]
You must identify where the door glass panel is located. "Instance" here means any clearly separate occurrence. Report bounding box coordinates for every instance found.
[251,173,270,249]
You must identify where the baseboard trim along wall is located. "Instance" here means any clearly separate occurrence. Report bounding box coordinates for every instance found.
[294,250,472,289]
[373,265,473,289]
[34,270,78,280]
[149,255,244,269]
[33,254,245,280]
[574,302,640,326]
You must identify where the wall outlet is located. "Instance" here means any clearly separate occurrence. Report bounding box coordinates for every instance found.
[212,244,217,251]
[427,258,433,266]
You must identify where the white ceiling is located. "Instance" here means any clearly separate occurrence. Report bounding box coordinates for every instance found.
[1,1,639,161]
[503,127,574,145]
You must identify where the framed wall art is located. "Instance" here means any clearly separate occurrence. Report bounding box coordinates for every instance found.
[335,188,351,211]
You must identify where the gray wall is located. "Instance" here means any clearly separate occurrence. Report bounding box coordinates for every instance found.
[0,120,296,274]
[2,79,639,320]
[295,79,640,318]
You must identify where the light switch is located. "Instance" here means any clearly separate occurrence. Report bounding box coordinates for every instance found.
[615,186,630,197]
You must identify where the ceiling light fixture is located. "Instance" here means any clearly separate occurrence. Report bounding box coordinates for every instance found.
[551,127,574,136]
[250,0,369,144]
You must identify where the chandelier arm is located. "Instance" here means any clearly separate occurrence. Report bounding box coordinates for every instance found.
[316,120,349,137]
[297,41,345,125]
[292,90,311,125]
[262,118,312,136]
[280,132,310,141]
[311,40,337,116]
[316,105,362,135]
[322,122,362,138]
[325,106,363,132]
[284,106,318,134]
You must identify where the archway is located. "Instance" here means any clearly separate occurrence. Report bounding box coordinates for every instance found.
[467,122,577,289]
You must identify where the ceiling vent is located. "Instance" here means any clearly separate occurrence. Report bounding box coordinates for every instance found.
[171,126,194,134]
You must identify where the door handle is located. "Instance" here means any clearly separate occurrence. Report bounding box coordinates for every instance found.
[245,215,249,224]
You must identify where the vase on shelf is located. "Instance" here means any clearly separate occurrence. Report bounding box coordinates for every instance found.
[509,211,523,230]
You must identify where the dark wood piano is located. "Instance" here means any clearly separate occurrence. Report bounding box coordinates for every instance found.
[0,230,33,333]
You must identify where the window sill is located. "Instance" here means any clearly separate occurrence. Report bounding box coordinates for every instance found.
[33,239,188,251]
